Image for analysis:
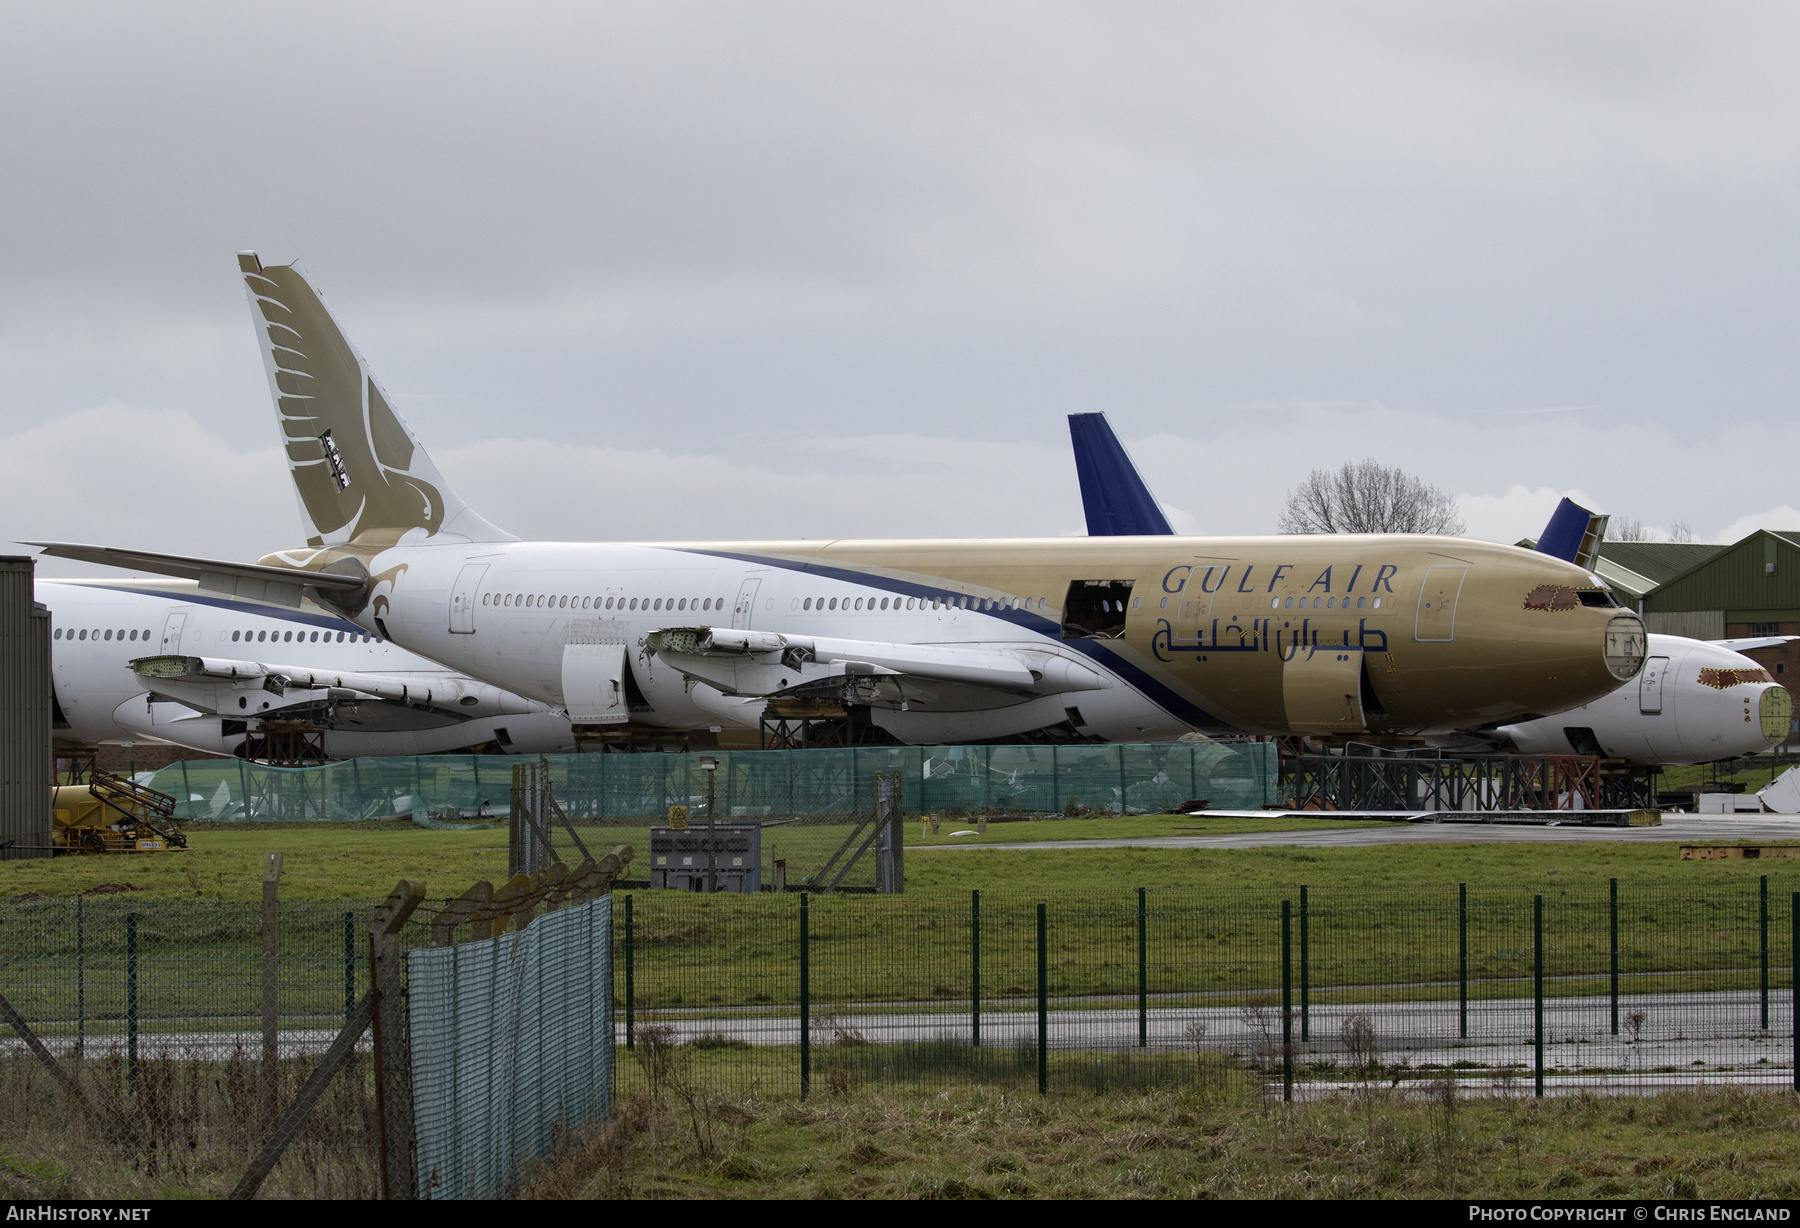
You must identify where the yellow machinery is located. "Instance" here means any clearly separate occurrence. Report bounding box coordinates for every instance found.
[51,771,187,854]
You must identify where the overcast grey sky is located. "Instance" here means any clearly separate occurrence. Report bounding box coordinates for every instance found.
[5,2,1797,574]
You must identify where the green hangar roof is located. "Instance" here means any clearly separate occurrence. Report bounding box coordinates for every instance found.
[1596,541,1723,587]
[1511,539,1724,601]
[1643,530,1800,621]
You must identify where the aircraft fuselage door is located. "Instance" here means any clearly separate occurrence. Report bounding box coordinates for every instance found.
[1639,655,1669,715]
[159,611,188,654]
[732,578,761,630]
[1413,565,1469,643]
[1175,560,1235,644]
[449,564,489,634]
[562,642,628,723]
[1283,646,1368,734]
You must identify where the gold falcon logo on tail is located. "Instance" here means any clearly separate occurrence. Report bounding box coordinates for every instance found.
[237,252,512,547]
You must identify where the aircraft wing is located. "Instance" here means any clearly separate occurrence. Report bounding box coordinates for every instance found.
[645,626,1109,703]
[129,653,536,717]
[1713,636,1800,652]
[27,542,365,609]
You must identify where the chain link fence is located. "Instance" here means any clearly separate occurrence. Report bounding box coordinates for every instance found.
[5,873,1791,1195]
[408,896,613,1200]
[0,890,619,1199]
[0,897,384,1198]
[613,878,1800,1102]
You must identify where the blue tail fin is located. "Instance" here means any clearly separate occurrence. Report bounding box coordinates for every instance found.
[1068,413,1174,536]
[1535,497,1609,571]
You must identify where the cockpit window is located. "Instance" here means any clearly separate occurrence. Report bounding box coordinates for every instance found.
[1698,667,1772,689]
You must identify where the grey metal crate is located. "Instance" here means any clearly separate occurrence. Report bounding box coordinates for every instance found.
[648,823,762,893]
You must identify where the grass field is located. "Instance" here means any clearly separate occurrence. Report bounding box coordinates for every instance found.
[3,818,1793,1027]
[1660,758,1795,796]
[3,813,1798,902]
[7,1050,1796,1199]
[0,811,1395,902]
[4,811,1798,1199]
[521,1079,1800,1200]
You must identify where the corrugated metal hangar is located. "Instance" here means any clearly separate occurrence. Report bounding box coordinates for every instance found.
[1,556,52,859]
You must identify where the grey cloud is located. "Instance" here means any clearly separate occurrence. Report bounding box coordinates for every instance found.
[1,3,1796,535]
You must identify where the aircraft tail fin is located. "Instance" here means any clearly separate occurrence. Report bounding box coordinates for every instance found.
[1068,413,1174,536]
[1535,497,1608,572]
[237,252,514,547]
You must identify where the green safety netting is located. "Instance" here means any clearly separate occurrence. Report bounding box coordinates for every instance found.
[145,742,1276,823]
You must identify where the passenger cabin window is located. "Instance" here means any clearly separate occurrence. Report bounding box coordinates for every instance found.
[1061,580,1135,640]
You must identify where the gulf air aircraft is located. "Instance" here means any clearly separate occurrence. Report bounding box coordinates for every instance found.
[40,578,575,758]
[1067,412,1788,761]
[33,254,1646,745]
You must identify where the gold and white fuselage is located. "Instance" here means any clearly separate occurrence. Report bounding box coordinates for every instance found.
[251,531,1643,744]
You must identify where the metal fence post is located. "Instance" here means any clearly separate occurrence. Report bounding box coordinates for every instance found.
[1037,902,1048,1095]
[369,880,425,1201]
[261,852,283,1121]
[800,892,810,1100]
[1458,882,1468,1040]
[343,910,355,1024]
[76,895,84,1054]
[1136,886,1147,1048]
[1281,899,1293,1103]
[625,895,635,1050]
[1609,877,1619,1035]
[1533,894,1544,1099]
[1299,885,1310,1042]
[126,911,137,1095]
[971,889,981,1048]
[1792,892,1798,1094]
[1761,874,1770,1030]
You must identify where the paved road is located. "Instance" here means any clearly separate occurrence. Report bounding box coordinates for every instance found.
[624,989,1795,1090]
[914,814,1800,852]
[618,986,1788,1064]
[13,988,1788,1087]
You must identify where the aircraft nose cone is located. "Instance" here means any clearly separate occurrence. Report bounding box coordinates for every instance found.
[1602,612,1647,681]
[1761,684,1794,743]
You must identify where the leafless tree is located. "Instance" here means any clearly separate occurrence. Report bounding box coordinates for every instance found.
[1277,459,1465,535]
[1607,516,1653,542]
[1668,520,1694,543]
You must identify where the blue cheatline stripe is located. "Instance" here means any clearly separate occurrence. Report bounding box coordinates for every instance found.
[674,548,1237,734]
[66,583,368,635]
